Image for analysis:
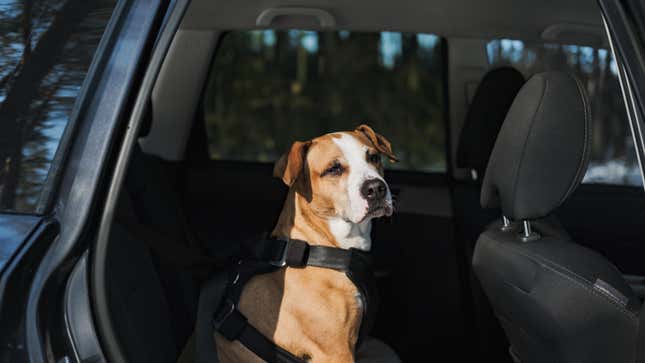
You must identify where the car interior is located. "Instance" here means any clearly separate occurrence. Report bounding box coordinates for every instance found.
[96,0,645,362]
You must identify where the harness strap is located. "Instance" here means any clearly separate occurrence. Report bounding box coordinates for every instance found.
[251,239,354,271]
[208,238,376,363]
[214,300,305,363]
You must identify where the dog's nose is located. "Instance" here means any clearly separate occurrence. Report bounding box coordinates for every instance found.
[360,179,387,201]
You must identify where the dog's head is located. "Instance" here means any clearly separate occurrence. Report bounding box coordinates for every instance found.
[274,124,397,224]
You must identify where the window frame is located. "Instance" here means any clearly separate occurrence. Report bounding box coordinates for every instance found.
[598,0,645,190]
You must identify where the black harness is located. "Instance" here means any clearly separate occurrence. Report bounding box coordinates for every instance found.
[196,239,378,363]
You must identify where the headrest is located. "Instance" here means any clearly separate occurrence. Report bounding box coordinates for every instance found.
[456,67,526,180]
[481,71,590,220]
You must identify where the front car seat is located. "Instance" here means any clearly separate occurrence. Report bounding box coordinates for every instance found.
[473,71,641,363]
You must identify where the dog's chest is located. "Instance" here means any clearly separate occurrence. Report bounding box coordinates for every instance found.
[240,267,363,350]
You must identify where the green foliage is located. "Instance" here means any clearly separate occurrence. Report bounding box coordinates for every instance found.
[204,31,446,172]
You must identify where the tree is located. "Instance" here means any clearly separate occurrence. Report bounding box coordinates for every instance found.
[204,30,447,171]
[0,0,114,211]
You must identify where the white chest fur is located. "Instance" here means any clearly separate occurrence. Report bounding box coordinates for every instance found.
[327,217,372,251]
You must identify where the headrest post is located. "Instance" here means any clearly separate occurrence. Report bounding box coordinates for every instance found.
[521,220,541,242]
[523,220,532,236]
[501,216,513,231]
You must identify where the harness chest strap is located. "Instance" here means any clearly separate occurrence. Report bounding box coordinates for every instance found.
[201,239,378,363]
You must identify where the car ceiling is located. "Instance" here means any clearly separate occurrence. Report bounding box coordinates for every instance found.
[181,0,604,43]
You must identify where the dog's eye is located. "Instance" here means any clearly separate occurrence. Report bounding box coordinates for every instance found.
[323,162,344,177]
[367,152,381,164]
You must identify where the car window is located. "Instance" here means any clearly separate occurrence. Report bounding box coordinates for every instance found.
[202,30,447,173]
[0,0,117,213]
[0,0,118,213]
[487,39,641,186]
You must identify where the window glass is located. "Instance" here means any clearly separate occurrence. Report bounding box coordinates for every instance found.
[203,30,446,172]
[0,0,117,213]
[487,39,641,186]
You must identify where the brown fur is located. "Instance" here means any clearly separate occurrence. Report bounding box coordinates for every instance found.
[215,126,394,363]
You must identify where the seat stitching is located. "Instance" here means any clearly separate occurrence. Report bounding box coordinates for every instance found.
[485,238,638,322]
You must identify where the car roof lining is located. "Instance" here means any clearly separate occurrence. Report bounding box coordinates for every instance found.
[180,0,604,44]
[142,0,608,161]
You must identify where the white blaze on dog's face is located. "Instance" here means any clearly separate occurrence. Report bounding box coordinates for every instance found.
[329,133,392,223]
[274,125,398,250]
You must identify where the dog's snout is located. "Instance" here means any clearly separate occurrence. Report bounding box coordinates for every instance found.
[360,179,387,201]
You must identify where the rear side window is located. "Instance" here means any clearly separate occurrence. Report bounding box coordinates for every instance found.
[203,30,447,173]
[0,0,117,213]
[487,39,640,186]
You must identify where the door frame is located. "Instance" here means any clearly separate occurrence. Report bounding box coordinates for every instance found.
[598,0,645,190]
[21,0,172,361]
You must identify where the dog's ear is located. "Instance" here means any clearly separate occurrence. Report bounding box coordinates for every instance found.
[355,124,399,162]
[274,141,311,186]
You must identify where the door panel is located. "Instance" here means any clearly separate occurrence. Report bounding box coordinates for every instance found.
[556,184,645,275]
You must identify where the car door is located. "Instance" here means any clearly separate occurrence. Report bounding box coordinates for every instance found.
[597,0,645,297]
[0,0,172,361]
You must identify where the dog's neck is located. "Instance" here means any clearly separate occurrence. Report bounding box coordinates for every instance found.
[272,189,372,251]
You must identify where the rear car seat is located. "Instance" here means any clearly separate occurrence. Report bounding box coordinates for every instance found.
[123,146,203,343]
[106,146,210,362]
[107,194,180,363]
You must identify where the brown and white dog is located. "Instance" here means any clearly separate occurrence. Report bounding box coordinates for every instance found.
[215,125,400,363]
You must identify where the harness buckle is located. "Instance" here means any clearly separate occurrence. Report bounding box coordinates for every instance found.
[269,239,309,267]
[269,246,288,267]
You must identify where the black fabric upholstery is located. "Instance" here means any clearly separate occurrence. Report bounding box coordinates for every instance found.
[106,146,204,363]
[473,71,641,363]
[453,68,568,362]
[457,67,525,179]
[473,230,639,363]
[481,71,591,220]
[107,210,178,363]
[124,147,201,348]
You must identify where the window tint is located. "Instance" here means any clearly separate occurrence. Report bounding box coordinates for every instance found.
[203,30,446,172]
[0,0,117,213]
[487,39,641,186]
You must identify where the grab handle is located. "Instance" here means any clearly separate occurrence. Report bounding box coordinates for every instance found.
[256,7,336,28]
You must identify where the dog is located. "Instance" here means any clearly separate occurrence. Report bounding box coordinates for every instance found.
[215,125,400,363]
